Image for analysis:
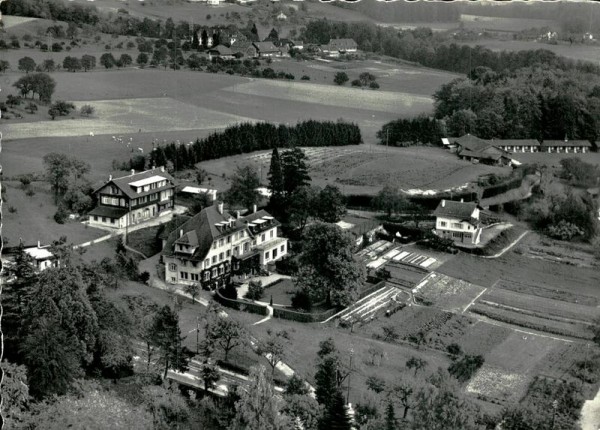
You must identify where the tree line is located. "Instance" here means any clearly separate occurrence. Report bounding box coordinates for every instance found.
[300,19,600,76]
[148,121,362,172]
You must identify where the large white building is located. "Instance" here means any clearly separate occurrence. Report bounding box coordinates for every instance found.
[433,199,483,245]
[162,203,288,289]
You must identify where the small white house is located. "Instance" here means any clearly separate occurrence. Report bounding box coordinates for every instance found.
[24,242,60,272]
[182,186,218,202]
[433,200,483,245]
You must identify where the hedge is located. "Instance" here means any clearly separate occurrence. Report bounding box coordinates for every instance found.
[214,289,268,316]
[272,307,338,323]
[481,177,523,199]
[358,281,386,300]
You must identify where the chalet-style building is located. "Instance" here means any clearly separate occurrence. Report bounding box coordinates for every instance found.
[450,134,513,166]
[208,45,234,60]
[540,139,592,153]
[88,167,175,229]
[433,199,483,245]
[252,41,282,58]
[162,203,288,289]
[493,139,541,153]
[230,40,257,58]
[321,38,358,56]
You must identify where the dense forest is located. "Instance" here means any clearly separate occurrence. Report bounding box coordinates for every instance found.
[433,65,600,142]
[148,120,361,172]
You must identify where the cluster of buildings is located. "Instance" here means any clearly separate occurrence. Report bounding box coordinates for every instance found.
[442,134,593,166]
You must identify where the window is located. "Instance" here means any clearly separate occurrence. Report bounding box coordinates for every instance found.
[451,223,462,229]
[180,271,189,280]
[244,243,249,252]
[270,230,274,238]
[169,263,177,271]
[171,277,176,282]
[452,232,462,238]
[261,234,266,242]
[272,248,278,258]
[212,268,218,278]
[464,234,472,239]
[102,217,107,223]
[240,231,245,238]
[204,259,210,268]
[213,243,217,249]
[191,273,199,281]
[226,250,231,257]
[265,251,270,261]
[219,239,224,247]
[234,246,239,255]
[219,265,224,275]
[94,216,98,221]
[219,252,224,261]
[203,271,210,281]
[111,218,115,224]
[281,244,285,252]
[439,221,447,227]
[212,256,217,264]
[227,235,232,243]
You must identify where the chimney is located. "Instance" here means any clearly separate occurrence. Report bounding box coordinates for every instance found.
[37,240,41,248]
[441,199,446,207]
[131,169,135,176]
[179,229,184,238]
[160,166,165,173]
[218,202,224,215]
[109,174,112,181]
[236,210,241,219]
[253,204,257,214]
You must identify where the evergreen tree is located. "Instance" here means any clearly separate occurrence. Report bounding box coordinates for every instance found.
[201,29,209,48]
[319,390,352,430]
[192,30,200,50]
[267,148,285,216]
[385,400,397,430]
[251,23,259,42]
[150,305,191,379]
[282,147,311,197]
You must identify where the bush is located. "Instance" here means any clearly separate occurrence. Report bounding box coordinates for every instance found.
[291,289,312,311]
[351,79,362,87]
[221,282,238,300]
[48,101,75,120]
[8,206,17,213]
[80,104,95,117]
[301,75,310,80]
[369,81,380,89]
[447,343,463,357]
[245,280,264,301]
[51,42,62,52]
[547,220,585,241]
[139,271,150,284]
[333,72,349,85]
[26,189,36,197]
[54,206,68,224]
[448,355,484,382]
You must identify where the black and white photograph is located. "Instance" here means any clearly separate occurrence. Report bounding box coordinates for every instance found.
[1,0,600,428]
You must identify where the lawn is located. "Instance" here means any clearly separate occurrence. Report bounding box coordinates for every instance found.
[264,278,297,307]
[2,181,107,247]
[126,225,163,259]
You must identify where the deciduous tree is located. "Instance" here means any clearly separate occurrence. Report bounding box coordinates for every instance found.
[225,165,261,211]
[150,305,191,379]
[18,56,36,73]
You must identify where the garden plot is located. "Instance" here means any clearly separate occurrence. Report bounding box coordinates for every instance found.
[413,273,487,313]
[457,321,513,357]
[335,284,406,324]
[222,80,434,115]
[466,365,531,403]
[481,288,599,324]
[2,98,258,140]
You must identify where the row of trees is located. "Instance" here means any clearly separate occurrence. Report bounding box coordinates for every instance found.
[147,121,362,172]
[13,72,56,102]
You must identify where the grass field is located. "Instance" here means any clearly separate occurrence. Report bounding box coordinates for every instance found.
[414,273,487,313]
[2,181,107,247]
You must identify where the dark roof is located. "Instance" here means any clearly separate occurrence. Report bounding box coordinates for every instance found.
[492,139,540,147]
[541,140,592,147]
[95,167,176,200]
[328,38,358,50]
[433,200,479,221]
[230,41,256,51]
[240,209,281,234]
[209,45,233,56]
[452,134,511,159]
[252,41,280,52]
[158,215,191,241]
[88,206,129,218]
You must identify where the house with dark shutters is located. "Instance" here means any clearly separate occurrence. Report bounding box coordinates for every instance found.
[87,167,176,229]
[162,203,288,289]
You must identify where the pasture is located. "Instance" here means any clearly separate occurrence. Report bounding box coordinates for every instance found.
[2,181,107,246]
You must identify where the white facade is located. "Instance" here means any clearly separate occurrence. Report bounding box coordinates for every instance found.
[435,213,482,245]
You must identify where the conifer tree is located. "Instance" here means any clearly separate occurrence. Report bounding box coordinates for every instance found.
[267,148,285,216]
[150,305,191,379]
[282,147,311,197]
[318,390,352,430]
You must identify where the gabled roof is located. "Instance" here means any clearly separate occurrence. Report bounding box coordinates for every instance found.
[95,167,175,200]
[452,134,511,159]
[328,38,357,50]
[209,45,233,56]
[252,41,280,52]
[433,200,479,221]
[541,140,591,147]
